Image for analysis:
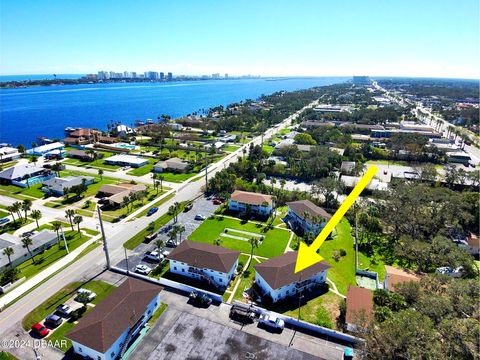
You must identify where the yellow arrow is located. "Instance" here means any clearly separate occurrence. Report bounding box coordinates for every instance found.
[294,165,378,273]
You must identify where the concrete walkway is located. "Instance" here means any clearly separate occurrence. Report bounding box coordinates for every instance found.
[326,277,346,299]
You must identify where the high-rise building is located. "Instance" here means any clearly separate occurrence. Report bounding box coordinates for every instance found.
[109,71,116,79]
[147,71,158,80]
[123,71,130,78]
[212,73,220,79]
[131,72,137,78]
[224,73,228,79]
[167,72,173,81]
[160,72,165,80]
[97,71,108,80]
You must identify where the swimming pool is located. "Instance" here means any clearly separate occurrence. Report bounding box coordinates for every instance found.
[115,143,137,150]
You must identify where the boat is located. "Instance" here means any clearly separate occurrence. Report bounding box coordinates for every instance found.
[64,127,76,133]
[146,119,154,124]
[135,120,145,126]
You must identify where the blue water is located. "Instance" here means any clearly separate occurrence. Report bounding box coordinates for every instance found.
[0,77,346,146]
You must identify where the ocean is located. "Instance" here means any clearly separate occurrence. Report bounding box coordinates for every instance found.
[0,77,346,146]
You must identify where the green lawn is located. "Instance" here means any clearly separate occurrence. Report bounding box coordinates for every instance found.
[123,201,188,250]
[158,171,198,183]
[188,216,290,258]
[283,291,342,329]
[127,158,157,176]
[0,219,34,234]
[0,183,45,200]
[0,209,9,218]
[232,257,264,302]
[147,303,168,326]
[317,218,385,295]
[262,145,275,155]
[222,145,241,152]
[0,352,18,360]
[62,155,120,171]
[15,230,92,281]
[133,192,175,219]
[21,280,116,352]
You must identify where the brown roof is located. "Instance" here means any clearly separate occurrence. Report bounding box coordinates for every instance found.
[167,240,240,273]
[286,200,331,221]
[97,136,119,143]
[345,286,373,325]
[69,128,100,137]
[230,190,273,206]
[98,184,127,196]
[254,251,331,290]
[467,233,479,249]
[385,265,420,291]
[66,278,162,353]
[68,149,89,157]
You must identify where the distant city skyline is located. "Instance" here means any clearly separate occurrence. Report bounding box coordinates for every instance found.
[1,0,479,79]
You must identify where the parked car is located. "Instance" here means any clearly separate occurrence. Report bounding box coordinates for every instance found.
[160,248,170,257]
[166,239,177,247]
[183,203,193,212]
[31,323,49,337]
[0,217,10,227]
[160,224,172,234]
[194,214,206,221]
[55,304,73,317]
[45,314,63,328]
[144,251,162,263]
[230,305,256,323]
[189,291,212,307]
[144,232,157,243]
[435,266,464,278]
[258,313,285,331]
[135,264,152,275]
[213,199,222,205]
[76,288,96,302]
[147,207,158,216]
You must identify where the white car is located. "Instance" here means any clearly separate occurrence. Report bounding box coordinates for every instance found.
[135,264,152,275]
[144,251,163,263]
[435,266,464,278]
[76,288,96,302]
[194,214,206,221]
[258,313,285,331]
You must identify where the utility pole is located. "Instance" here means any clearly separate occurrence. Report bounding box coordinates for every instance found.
[354,204,359,272]
[124,247,129,274]
[97,206,110,269]
[60,227,69,254]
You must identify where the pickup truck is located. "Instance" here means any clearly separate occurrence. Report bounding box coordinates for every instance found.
[258,313,285,331]
[230,305,256,323]
[189,291,212,307]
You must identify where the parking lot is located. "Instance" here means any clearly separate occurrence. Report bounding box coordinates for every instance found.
[115,195,220,274]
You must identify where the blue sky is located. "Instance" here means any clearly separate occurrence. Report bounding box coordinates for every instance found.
[1,0,479,78]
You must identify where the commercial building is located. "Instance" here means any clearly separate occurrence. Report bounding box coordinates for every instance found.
[67,278,162,360]
[285,200,331,236]
[104,154,148,168]
[229,190,274,216]
[447,151,472,165]
[167,240,240,290]
[154,157,190,173]
[345,286,373,332]
[0,164,52,187]
[42,176,94,196]
[254,251,330,303]
[0,230,58,272]
[167,72,173,81]
[0,147,21,163]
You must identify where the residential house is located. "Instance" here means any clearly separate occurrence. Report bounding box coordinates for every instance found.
[64,128,101,146]
[340,161,356,175]
[254,251,330,303]
[0,230,58,272]
[104,154,148,168]
[97,183,147,208]
[345,286,373,332]
[0,164,52,187]
[154,157,190,173]
[167,240,240,290]
[229,190,274,216]
[42,176,94,196]
[383,265,420,292]
[67,278,162,360]
[26,142,65,156]
[0,147,21,163]
[285,200,331,236]
[68,149,101,162]
[97,136,120,144]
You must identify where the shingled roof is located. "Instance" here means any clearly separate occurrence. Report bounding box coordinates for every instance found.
[286,200,331,221]
[167,240,240,273]
[254,251,331,290]
[66,278,162,353]
[230,190,273,206]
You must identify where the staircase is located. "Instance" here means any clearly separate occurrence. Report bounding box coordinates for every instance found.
[188,267,221,290]
[117,316,144,359]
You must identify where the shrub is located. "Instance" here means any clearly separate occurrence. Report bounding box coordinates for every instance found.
[339,248,347,257]
[332,250,341,262]
[314,306,333,328]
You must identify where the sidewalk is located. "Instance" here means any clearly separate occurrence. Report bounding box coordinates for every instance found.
[0,233,101,310]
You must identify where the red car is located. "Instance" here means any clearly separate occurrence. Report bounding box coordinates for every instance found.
[31,323,49,337]
[213,199,222,205]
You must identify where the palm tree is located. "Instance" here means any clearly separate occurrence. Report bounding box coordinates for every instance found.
[52,221,62,247]
[31,209,42,228]
[98,169,104,180]
[174,202,180,223]
[2,247,14,267]
[21,199,32,222]
[51,162,62,177]
[12,201,22,221]
[154,238,164,251]
[157,175,164,192]
[6,205,16,223]
[177,225,186,243]
[73,215,83,234]
[65,209,75,231]
[151,173,157,187]
[22,236,36,264]
[248,237,259,267]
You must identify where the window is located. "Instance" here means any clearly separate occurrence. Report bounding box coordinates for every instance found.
[78,348,82,353]
[111,352,115,357]
[219,278,222,282]
[182,269,185,272]
[174,266,177,270]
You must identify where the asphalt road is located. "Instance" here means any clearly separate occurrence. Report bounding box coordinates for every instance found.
[0,101,316,341]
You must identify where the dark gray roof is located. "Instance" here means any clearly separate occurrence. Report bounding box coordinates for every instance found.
[254,251,331,290]
[286,200,331,221]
